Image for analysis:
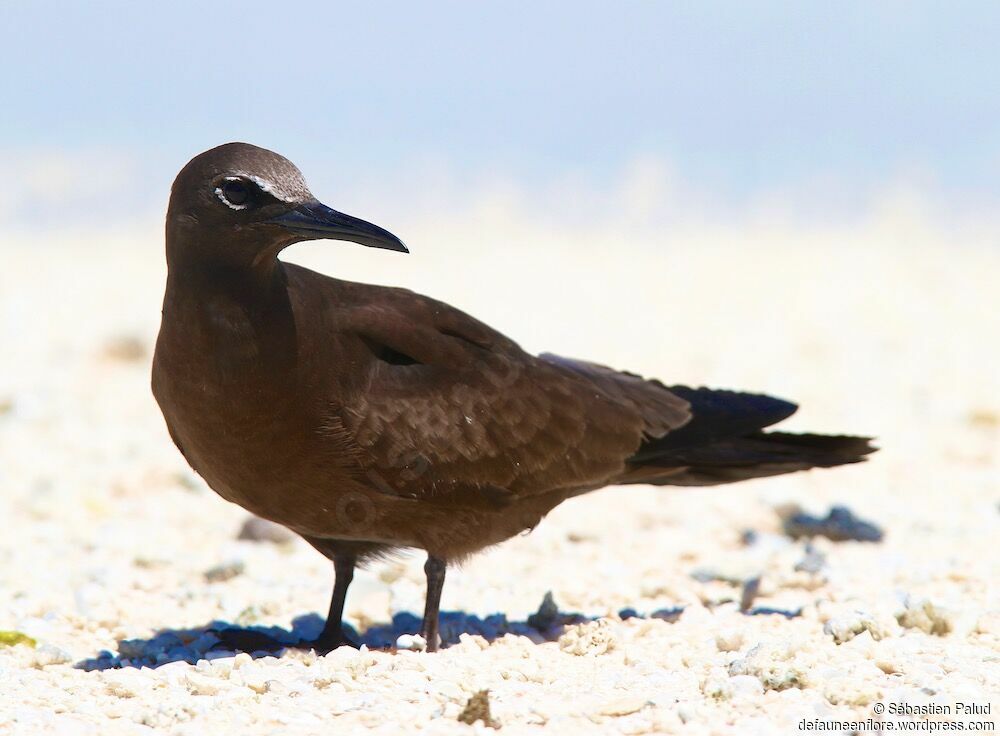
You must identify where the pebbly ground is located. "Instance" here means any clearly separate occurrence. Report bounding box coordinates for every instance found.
[1,212,998,734]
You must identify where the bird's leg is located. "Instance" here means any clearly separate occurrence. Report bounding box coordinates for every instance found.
[214,553,358,654]
[419,555,447,652]
[303,554,358,652]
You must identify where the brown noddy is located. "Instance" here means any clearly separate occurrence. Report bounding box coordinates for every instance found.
[152,142,875,652]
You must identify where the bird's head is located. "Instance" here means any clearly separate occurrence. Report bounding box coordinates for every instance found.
[166,142,407,268]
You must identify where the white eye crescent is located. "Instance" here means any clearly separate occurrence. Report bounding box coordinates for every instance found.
[248,175,296,203]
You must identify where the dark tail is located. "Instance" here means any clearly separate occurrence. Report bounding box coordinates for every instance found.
[620,386,876,487]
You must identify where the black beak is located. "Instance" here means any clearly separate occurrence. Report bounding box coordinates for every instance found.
[268,202,408,253]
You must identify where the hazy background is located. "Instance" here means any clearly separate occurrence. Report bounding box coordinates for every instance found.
[2,1,999,232]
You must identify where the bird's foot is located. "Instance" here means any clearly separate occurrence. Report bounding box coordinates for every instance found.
[419,629,441,653]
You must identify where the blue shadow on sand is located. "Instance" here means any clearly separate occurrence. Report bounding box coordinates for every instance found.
[75,593,799,671]
[75,604,689,671]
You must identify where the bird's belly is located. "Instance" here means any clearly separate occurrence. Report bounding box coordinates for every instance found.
[152,344,559,555]
[159,384,565,556]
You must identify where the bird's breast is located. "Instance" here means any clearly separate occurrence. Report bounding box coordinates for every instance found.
[152,294,336,514]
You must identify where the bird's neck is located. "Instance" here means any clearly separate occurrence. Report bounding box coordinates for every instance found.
[163,257,292,329]
[166,221,290,298]
[162,223,294,332]
[159,248,300,385]
[169,256,285,297]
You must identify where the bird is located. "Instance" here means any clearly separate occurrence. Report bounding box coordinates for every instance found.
[152,142,875,653]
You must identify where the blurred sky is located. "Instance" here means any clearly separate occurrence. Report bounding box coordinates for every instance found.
[1,1,998,230]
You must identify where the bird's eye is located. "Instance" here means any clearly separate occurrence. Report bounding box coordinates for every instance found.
[223,179,250,205]
[215,177,256,210]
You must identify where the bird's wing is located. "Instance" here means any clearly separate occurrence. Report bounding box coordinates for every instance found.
[331,291,690,505]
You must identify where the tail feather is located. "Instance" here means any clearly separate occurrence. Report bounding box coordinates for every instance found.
[630,386,798,461]
[622,386,876,487]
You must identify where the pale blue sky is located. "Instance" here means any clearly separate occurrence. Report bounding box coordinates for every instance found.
[2,1,998,225]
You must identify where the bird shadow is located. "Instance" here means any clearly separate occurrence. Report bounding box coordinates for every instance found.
[74,601,684,671]
[74,594,800,671]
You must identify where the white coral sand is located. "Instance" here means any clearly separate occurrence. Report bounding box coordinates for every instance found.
[1,207,997,734]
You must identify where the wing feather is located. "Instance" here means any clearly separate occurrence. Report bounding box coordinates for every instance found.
[320,287,690,502]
